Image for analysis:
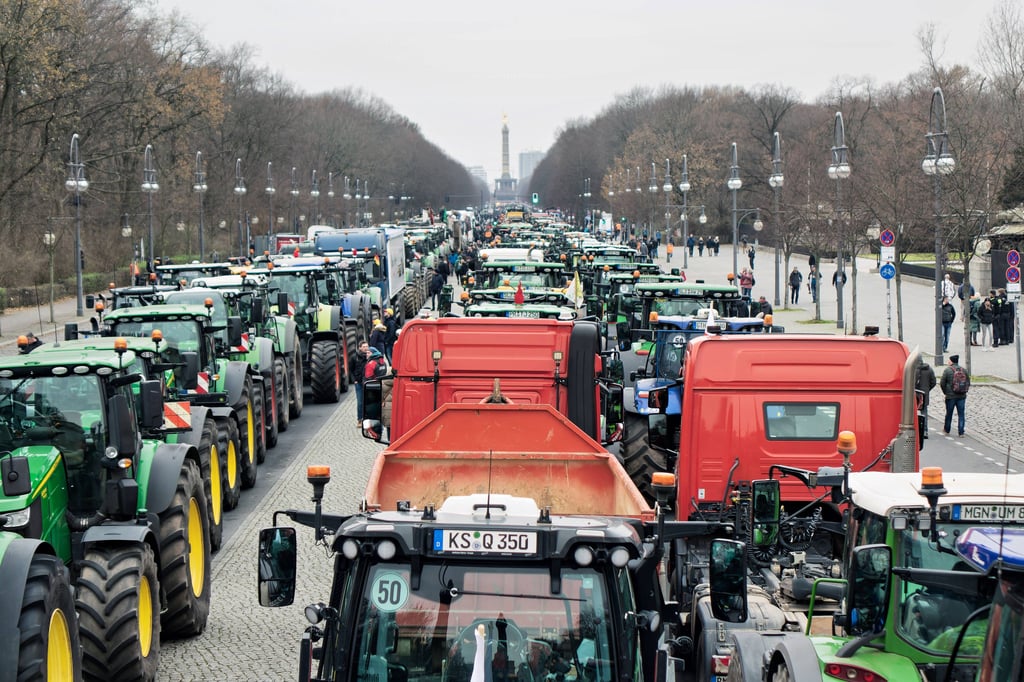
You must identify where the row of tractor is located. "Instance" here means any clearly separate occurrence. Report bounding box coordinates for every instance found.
[257,258,1021,682]
[0,225,450,680]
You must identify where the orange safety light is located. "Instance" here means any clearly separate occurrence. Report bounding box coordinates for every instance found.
[108,282,116,290]
[460,291,469,301]
[920,467,944,488]
[503,279,511,287]
[16,335,27,346]
[239,270,247,278]
[114,337,129,352]
[836,430,857,456]
[148,273,157,282]
[648,311,659,323]
[267,262,275,270]
[651,472,676,487]
[632,270,641,278]
[94,302,105,312]
[763,314,773,326]
[481,253,489,260]
[559,253,566,261]
[151,329,163,343]
[468,276,476,285]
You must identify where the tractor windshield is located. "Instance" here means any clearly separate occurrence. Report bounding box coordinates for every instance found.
[894,523,994,655]
[343,562,619,682]
[110,320,206,361]
[272,273,310,311]
[980,572,1024,682]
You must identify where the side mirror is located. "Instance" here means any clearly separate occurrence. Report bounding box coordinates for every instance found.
[64,322,80,341]
[846,544,891,636]
[277,292,290,315]
[107,394,138,458]
[363,379,383,422]
[258,527,297,607]
[647,386,671,414]
[615,320,630,344]
[138,380,164,429]
[599,382,623,445]
[750,479,781,554]
[252,298,265,325]
[709,539,748,623]
[227,316,243,347]
[179,352,200,390]
[326,277,338,295]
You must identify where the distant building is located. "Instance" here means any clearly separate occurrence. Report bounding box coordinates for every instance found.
[494,114,518,203]
[519,150,544,183]
[467,166,488,185]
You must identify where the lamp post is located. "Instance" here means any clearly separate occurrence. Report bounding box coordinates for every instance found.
[265,162,276,248]
[343,176,352,227]
[923,87,955,366]
[662,159,672,254]
[234,159,246,258]
[678,155,691,269]
[193,152,208,261]
[43,228,57,322]
[583,178,591,231]
[141,144,158,268]
[769,132,785,307]
[327,172,336,226]
[828,112,851,330]
[64,133,88,316]
[728,142,742,277]
[289,167,299,230]
[355,179,363,226]
[310,170,320,225]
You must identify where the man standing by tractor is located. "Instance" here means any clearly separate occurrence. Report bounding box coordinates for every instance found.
[352,341,371,426]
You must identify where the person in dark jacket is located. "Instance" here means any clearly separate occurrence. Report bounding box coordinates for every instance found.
[939,354,968,437]
[429,268,445,310]
[979,297,995,351]
[915,357,937,441]
[990,290,1005,347]
[997,288,1014,345]
[369,320,387,356]
[17,332,43,354]
[351,341,371,425]
[940,296,956,352]
[788,267,803,305]
[383,308,398,362]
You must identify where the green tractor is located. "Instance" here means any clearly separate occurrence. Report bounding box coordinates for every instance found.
[0,343,211,681]
[103,303,262,549]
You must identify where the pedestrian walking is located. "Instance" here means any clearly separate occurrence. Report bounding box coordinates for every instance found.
[739,268,755,298]
[939,354,969,437]
[747,245,756,269]
[369,319,387,356]
[697,237,705,256]
[968,294,980,347]
[832,269,847,288]
[383,308,398,363]
[807,265,819,303]
[788,267,803,305]
[941,273,956,300]
[940,296,956,352]
[686,235,695,256]
[666,241,674,263]
[979,297,995,351]
[915,357,936,442]
[351,341,371,425]
[429,268,445,310]
[713,236,721,255]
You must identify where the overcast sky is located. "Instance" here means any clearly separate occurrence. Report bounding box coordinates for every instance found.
[156,0,1002,184]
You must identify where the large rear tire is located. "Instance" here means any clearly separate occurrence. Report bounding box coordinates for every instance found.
[402,286,416,321]
[240,379,258,489]
[197,416,223,552]
[253,377,267,465]
[620,412,668,504]
[16,554,82,681]
[567,321,599,440]
[310,340,342,403]
[221,419,242,511]
[264,369,279,449]
[289,345,304,420]
[158,458,211,638]
[343,324,359,392]
[78,543,160,682]
[274,357,290,433]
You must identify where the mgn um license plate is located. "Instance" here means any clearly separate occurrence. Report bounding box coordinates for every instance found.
[433,529,538,555]
[952,504,1024,523]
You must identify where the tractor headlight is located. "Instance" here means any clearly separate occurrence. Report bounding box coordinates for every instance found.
[0,506,31,529]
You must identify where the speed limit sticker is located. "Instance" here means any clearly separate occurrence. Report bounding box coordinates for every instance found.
[370,572,409,613]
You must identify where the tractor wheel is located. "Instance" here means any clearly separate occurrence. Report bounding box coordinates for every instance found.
[274,356,290,433]
[197,416,223,551]
[240,379,259,489]
[253,378,267,465]
[310,340,342,403]
[158,458,211,638]
[78,543,161,682]
[16,554,81,681]
[344,324,359,391]
[402,286,417,320]
[289,345,304,420]
[620,412,668,505]
[567,321,600,440]
[264,369,279,449]
[221,419,242,511]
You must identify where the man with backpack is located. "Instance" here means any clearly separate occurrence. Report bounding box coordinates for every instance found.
[939,354,969,437]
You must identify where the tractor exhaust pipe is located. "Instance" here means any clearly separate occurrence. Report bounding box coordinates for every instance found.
[892,346,921,473]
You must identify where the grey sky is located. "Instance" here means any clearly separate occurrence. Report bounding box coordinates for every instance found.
[157,0,1002,185]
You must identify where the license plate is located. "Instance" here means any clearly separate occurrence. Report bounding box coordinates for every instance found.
[952,504,1024,523]
[507,310,540,318]
[433,529,538,555]
[692,321,706,330]
[500,292,513,299]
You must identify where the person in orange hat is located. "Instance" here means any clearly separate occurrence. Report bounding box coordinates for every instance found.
[383,308,398,362]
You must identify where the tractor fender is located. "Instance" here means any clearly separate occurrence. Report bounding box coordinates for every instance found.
[222,360,251,407]
[174,405,214,447]
[253,337,275,376]
[81,522,155,549]
[0,535,53,670]
[207,405,234,422]
[340,293,355,319]
[311,329,341,346]
[142,442,191,514]
[316,304,343,333]
[734,631,823,681]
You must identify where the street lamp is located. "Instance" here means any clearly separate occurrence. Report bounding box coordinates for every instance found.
[583,178,591,231]
[141,144,158,269]
[678,154,691,268]
[310,170,320,225]
[769,132,785,307]
[289,167,299,230]
[265,162,276,247]
[327,172,336,226]
[923,87,955,365]
[43,228,57,322]
[343,175,352,227]
[64,133,88,316]
[728,142,743,277]
[828,112,851,330]
[662,159,672,252]
[193,151,208,261]
[234,158,247,258]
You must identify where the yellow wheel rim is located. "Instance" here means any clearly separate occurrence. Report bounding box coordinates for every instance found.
[138,575,153,657]
[188,496,205,598]
[210,444,222,524]
[246,401,255,464]
[46,608,73,681]
[227,439,237,488]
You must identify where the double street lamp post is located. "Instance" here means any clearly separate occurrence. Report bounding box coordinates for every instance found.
[289,167,299,230]
[769,132,785,307]
[828,112,851,330]
[310,170,320,225]
[728,143,743,277]
[234,159,247,258]
[65,134,88,316]
[193,152,208,261]
[923,87,955,366]
[141,144,159,269]
[678,155,690,269]
[265,162,276,248]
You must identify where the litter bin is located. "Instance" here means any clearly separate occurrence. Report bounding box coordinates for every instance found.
[439,284,453,316]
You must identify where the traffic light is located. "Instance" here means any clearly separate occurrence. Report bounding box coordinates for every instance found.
[531,192,539,205]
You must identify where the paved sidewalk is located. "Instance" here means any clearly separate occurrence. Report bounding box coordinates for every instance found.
[0,292,106,356]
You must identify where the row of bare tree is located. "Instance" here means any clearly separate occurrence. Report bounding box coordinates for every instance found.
[0,0,479,293]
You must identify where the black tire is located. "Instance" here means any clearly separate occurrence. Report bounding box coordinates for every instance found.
[240,379,258,489]
[16,554,82,681]
[264,369,279,449]
[274,356,290,433]
[221,418,242,511]
[402,286,416,321]
[158,459,211,638]
[253,377,267,465]
[343,324,359,392]
[289,345,304,420]
[620,412,668,504]
[567,321,599,440]
[78,543,160,682]
[197,416,223,552]
[310,339,342,403]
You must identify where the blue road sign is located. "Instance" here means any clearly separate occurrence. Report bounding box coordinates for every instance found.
[1008,250,1021,267]
[879,229,895,246]
[1008,266,1021,284]
[880,262,896,280]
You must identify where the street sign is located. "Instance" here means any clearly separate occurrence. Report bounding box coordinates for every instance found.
[1008,266,1021,284]
[1008,281,1021,301]
[531,192,539,205]
[879,228,895,246]
[1008,250,1021,267]
[880,246,895,263]
[880,262,895,280]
